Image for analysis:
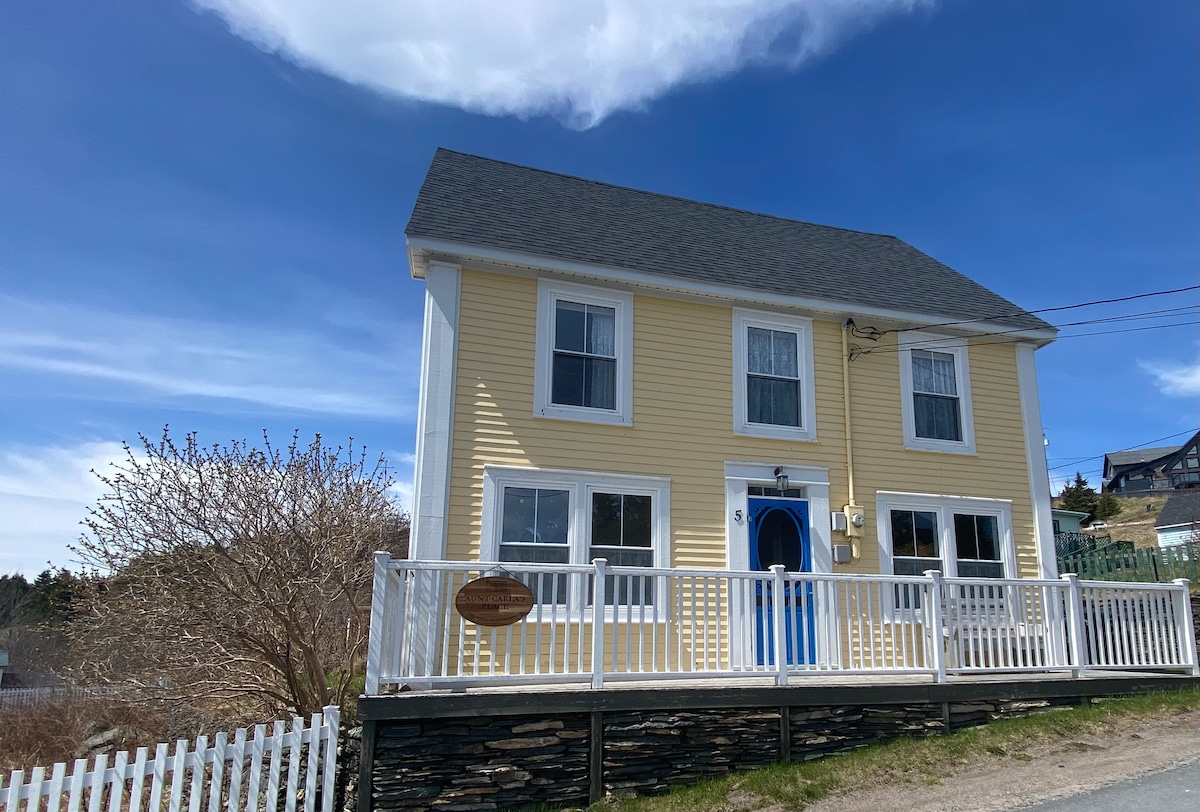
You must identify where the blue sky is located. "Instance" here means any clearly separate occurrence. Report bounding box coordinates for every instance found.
[0,1,1196,575]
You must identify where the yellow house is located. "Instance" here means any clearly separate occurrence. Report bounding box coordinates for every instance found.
[361,149,1198,691]
[405,149,1059,586]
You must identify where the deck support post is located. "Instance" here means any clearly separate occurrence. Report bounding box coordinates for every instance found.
[357,720,376,812]
[591,559,608,689]
[778,706,791,762]
[1171,579,1199,676]
[589,711,604,804]
[770,565,789,686]
[926,570,947,683]
[1061,574,1087,679]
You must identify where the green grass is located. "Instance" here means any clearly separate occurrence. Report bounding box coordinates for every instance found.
[594,688,1200,812]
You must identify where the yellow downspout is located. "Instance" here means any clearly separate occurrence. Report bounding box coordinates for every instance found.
[842,320,864,559]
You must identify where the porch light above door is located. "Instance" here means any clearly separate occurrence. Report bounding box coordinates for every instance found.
[774,466,789,494]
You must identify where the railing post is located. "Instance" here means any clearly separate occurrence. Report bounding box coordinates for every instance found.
[1171,579,1199,676]
[1061,573,1087,678]
[591,559,608,689]
[364,551,390,695]
[770,565,788,686]
[925,570,946,683]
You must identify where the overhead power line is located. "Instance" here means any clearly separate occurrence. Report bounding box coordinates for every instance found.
[886,284,1200,335]
[1046,427,1200,473]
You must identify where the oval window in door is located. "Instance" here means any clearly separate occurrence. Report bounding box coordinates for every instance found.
[756,508,803,572]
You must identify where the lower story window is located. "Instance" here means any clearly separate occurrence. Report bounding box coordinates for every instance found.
[483,466,669,611]
[879,492,1014,582]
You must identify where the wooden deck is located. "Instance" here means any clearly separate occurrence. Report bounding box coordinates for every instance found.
[358,668,1200,720]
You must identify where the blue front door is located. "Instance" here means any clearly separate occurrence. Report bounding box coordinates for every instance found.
[749,497,815,665]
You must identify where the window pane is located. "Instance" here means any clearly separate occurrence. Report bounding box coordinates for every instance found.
[591,492,623,547]
[583,357,616,409]
[623,494,652,547]
[771,330,798,378]
[501,487,569,545]
[954,513,979,561]
[894,557,940,576]
[554,301,586,353]
[975,515,1000,561]
[891,510,916,557]
[914,394,962,441]
[913,510,938,558]
[957,560,1003,579]
[586,306,615,357]
[552,353,615,409]
[591,492,653,549]
[552,353,585,406]
[747,376,800,427]
[747,327,773,375]
[912,350,957,396]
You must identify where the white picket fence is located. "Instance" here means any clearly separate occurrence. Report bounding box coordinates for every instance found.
[1,708,339,812]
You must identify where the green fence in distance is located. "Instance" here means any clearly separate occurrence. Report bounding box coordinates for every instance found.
[1058,540,1200,584]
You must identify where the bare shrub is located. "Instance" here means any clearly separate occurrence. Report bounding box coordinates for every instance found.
[69,428,408,719]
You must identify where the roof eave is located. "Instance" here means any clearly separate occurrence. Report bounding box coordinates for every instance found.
[406,236,1058,345]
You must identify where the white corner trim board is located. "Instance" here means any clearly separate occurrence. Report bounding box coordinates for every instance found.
[410,261,461,562]
[1016,343,1058,579]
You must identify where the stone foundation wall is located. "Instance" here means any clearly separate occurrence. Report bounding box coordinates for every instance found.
[361,674,1198,812]
[371,714,590,811]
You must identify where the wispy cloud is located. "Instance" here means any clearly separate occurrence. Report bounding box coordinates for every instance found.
[0,441,126,575]
[194,0,932,128]
[1141,358,1200,398]
[0,296,421,418]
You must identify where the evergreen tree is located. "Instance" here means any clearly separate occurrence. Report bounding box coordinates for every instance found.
[1094,491,1123,521]
[1059,472,1099,520]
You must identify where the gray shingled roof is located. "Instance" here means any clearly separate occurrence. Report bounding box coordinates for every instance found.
[407,149,1054,332]
[1106,446,1181,469]
[1156,490,1200,529]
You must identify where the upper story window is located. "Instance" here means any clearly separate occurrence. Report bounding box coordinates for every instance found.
[535,281,633,425]
[898,334,975,454]
[733,309,817,442]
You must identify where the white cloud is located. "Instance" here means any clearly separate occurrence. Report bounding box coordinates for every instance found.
[1141,359,1200,398]
[0,442,127,575]
[0,296,420,419]
[194,0,931,128]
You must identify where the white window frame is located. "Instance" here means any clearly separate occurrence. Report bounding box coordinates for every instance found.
[876,491,1016,580]
[898,332,976,454]
[534,280,634,425]
[732,309,817,442]
[481,465,670,617]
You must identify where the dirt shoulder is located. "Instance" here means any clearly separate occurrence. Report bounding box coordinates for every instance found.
[804,709,1200,812]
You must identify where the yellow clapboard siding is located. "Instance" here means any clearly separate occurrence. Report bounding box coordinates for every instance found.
[444,268,1039,577]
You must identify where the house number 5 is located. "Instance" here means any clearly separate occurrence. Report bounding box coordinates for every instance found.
[734,510,744,523]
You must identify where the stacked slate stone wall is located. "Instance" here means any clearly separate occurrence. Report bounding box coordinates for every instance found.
[788,704,944,759]
[371,714,590,811]
[946,697,1080,731]
[364,677,1197,812]
[603,708,781,796]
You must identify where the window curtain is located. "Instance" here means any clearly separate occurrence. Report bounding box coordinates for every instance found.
[911,349,961,441]
[747,327,800,426]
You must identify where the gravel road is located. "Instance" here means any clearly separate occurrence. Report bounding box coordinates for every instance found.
[804,707,1200,812]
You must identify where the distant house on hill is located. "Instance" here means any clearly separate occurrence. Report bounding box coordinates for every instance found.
[1103,430,1200,494]
[1155,490,1200,548]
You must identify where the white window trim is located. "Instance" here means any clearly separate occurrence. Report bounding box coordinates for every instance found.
[480,465,670,618]
[898,332,976,455]
[534,280,634,426]
[875,490,1016,580]
[732,309,817,442]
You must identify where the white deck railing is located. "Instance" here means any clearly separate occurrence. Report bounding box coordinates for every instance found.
[364,554,1199,692]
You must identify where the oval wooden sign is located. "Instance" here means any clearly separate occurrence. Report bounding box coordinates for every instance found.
[454,576,535,626]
